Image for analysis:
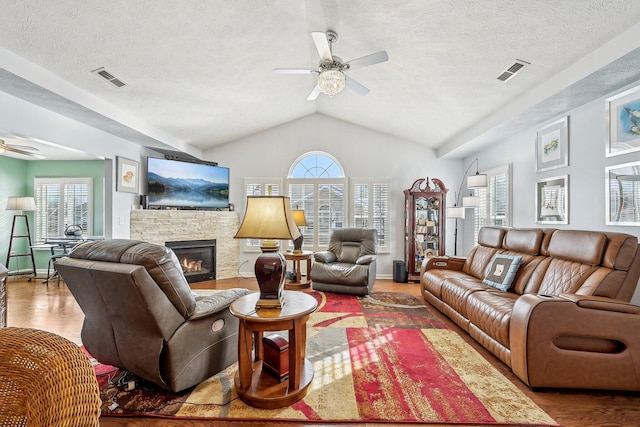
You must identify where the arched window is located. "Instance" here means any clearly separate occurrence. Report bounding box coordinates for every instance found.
[244,151,389,252]
[289,152,344,178]
[288,152,346,249]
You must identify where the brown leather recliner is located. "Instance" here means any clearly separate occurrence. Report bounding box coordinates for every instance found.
[55,239,250,393]
[311,228,377,295]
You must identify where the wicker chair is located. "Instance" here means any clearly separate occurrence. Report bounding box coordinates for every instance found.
[0,327,101,426]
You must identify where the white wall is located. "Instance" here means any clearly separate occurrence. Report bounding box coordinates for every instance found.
[203,113,462,278]
[464,79,640,304]
[0,91,156,238]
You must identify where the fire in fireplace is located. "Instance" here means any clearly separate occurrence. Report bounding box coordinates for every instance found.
[165,239,216,283]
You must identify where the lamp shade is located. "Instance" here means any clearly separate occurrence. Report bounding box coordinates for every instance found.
[5,196,36,211]
[467,173,488,188]
[292,209,308,227]
[447,206,466,219]
[234,196,301,241]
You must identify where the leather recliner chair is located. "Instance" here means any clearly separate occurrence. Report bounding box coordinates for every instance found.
[55,239,250,393]
[311,228,377,295]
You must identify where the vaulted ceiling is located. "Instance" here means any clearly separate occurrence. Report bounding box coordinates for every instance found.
[2,1,640,160]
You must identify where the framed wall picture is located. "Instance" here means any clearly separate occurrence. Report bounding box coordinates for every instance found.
[605,161,640,226]
[116,156,139,193]
[535,175,568,224]
[606,85,640,157]
[535,117,569,172]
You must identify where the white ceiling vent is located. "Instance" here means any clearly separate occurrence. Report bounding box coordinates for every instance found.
[497,59,530,82]
[91,67,126,88]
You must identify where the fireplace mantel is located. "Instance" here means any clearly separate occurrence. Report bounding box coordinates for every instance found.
[130,210,239,279]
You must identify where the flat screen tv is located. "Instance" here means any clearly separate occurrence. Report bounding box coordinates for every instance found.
[147,157,229,210]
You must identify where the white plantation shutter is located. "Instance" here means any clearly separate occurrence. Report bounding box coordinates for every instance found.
[316,181,345,248]
[288,178,346,251]
[288,182,315,248]
[242,178,282,249]
[473,164,511,245]
[243,153,390,253]
[350,178,390,251]
[34,177,93,242]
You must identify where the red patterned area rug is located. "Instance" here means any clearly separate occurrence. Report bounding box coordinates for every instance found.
[91,291,558,425]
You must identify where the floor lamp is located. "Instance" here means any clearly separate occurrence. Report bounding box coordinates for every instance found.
[447,159,487,256]
[5,196,37,278]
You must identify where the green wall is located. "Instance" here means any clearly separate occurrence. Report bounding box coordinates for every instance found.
[0,157,105,274]
[0,156,29,271]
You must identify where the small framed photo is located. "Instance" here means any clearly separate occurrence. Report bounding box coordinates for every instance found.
[605,161,640,225]
[535,117,569,172]
[116,156,139,193]
[536,175,568,224]
[606,85,640,157]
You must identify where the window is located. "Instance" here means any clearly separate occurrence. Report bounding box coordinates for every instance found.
[34,177,93,242]
[473,164,511,245]
[242,178,282,249]
[243,152,390,252]
[350,178,390,251]
[288,152,345,250]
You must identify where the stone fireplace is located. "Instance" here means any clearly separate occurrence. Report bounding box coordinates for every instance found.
[130,210,239,280]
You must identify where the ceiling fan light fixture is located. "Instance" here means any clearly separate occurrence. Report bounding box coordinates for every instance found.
[317,69,345,96]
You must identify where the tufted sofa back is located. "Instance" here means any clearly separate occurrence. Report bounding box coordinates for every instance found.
[464,227,640,301]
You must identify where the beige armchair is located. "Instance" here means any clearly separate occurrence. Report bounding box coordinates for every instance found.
[55,239,250,393]
[311,228,377,295]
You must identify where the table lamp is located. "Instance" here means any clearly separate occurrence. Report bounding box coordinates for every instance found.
[291,209,308,253]
[234,196,301,309]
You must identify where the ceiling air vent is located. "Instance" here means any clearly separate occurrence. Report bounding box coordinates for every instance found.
[91,67,126,88]
[497,59,530,82]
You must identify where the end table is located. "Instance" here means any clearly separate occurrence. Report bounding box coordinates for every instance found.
[229,291,318,409]
[283,250,313,290]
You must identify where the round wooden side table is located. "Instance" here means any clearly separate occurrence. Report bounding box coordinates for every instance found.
[282,250,313,290]
[229,291,318,409]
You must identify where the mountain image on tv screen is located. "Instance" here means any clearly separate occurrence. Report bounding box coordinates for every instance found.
[147,158,229,209]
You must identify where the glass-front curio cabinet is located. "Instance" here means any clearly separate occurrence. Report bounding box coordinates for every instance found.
[403,178,447,282]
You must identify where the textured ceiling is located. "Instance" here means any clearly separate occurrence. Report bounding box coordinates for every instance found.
[2,1,640,160]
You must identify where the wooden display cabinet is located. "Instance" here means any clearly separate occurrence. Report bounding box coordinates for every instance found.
[403,178,448,282]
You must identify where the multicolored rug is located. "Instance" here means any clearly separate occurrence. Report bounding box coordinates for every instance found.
[91,291,558,425]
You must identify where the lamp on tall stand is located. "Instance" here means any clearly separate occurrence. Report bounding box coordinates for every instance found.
[447,158,487,256]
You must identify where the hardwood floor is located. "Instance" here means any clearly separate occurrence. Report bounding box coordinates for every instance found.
[5,275,640,426]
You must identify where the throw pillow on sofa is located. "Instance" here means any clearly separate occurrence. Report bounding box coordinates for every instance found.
[483,254,522,291]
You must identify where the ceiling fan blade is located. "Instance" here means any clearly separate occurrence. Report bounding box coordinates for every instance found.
[345,50,389,69]
[345,76,370,96]
[274,68,316,74]
[307,85,321,101]
[6,144,40,151]
[0,143,46,159]
[311,31,333,62]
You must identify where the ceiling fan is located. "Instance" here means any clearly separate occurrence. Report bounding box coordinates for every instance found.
[0,138,46,159]
[275,30,388,101]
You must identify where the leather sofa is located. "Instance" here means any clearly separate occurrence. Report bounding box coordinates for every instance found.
[421,226,640,391]
[311,228,377,295]
[55,239,250,392]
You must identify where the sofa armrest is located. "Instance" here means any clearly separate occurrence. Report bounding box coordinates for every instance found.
[356,254,376,265]
[557,293,640,314]
[189,288,252,320]
[314,251,337,264]
[420,256,465,276]
[510,293,640,391]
